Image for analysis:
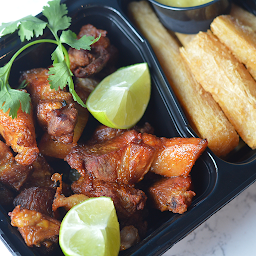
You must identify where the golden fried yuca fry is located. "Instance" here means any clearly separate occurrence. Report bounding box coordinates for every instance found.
[128,1,239,157]
[180,31,256,149]
[175,33,196,47]
[230,4,256,32]
[211,15,256,80]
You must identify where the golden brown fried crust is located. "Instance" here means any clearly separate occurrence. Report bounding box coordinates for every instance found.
[66,130,156,184]
[20,68,78,143]
[20,68,72,106]
[180,30,256,149]
[0,106,39,166]
[9,205,60,248]
[146,135,208,177]
[66,129,207,184]
[148,176,196,214]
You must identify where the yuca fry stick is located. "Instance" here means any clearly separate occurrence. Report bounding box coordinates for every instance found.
[175,33,196,47]
[180,31,256,149]
[211,15,256,81]
[128,1,239,157]
[230,4,256,32]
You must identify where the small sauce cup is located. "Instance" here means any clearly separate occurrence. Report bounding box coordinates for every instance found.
[148,0,232,34]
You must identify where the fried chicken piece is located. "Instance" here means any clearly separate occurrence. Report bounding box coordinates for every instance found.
[0,104,39,166]
[66,129,207,184]
[68,24,118,78]
[148,176,196,214]
[20,68,78,144]
[142,134,208,177]
[9,205,60,248]
[66,130,156,184]
[71,174,147,221]
[13,187,56,218]
[0,140,33,191]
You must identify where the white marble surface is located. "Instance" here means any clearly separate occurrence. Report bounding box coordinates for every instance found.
[163,181,256,256]
[1,1,256,256]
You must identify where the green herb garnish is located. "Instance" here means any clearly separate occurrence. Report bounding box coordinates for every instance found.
[0,0,99,118]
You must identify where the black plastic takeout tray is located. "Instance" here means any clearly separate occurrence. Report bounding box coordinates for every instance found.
[0,0,255,255]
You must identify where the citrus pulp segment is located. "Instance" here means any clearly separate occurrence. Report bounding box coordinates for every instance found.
[86,62,151,129]
[59,197,120,256]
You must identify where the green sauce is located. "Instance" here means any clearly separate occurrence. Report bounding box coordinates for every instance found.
[155,0,213,7]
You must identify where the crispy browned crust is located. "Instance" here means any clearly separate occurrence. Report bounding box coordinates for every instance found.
[180,30,256,149]
[128,1,239,157]
[211,15,256,80]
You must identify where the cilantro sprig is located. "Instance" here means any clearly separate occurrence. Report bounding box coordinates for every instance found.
[0,0,99,118]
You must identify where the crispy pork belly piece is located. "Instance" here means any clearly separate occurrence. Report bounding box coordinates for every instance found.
[66,130,156,184]
[68,24,118,78]
[142,134,208,177]
[180,30,256,149]
[128,1,239,157]
[211,15,256,80]
[20,68,78,144]
[9,205,60,248]
[13,187,56,218]
[71,175,147,221]
[0,183,14,205]
[175,32,196,47]
[66,129,207,182]
[0,140,32,191]
[148,176,195,214]
[20,68,72,105]
[0,104,39,165]
[38,78,96,159]
[37,101,77,143]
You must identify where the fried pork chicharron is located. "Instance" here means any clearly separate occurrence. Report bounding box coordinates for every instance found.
[148,176,196,214]
[20,68,78,144]
[66,128,208,183]
[0,103,39,165]
[0,140,33,191]
[68,24,118,78]
[9,205,60,249]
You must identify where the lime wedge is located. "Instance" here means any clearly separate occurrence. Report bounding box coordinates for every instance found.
[86,63,151,129]
[59,197,120,256]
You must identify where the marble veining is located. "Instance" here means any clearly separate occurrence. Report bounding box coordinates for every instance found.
[1,1,256,256]
[163,181,256,256]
